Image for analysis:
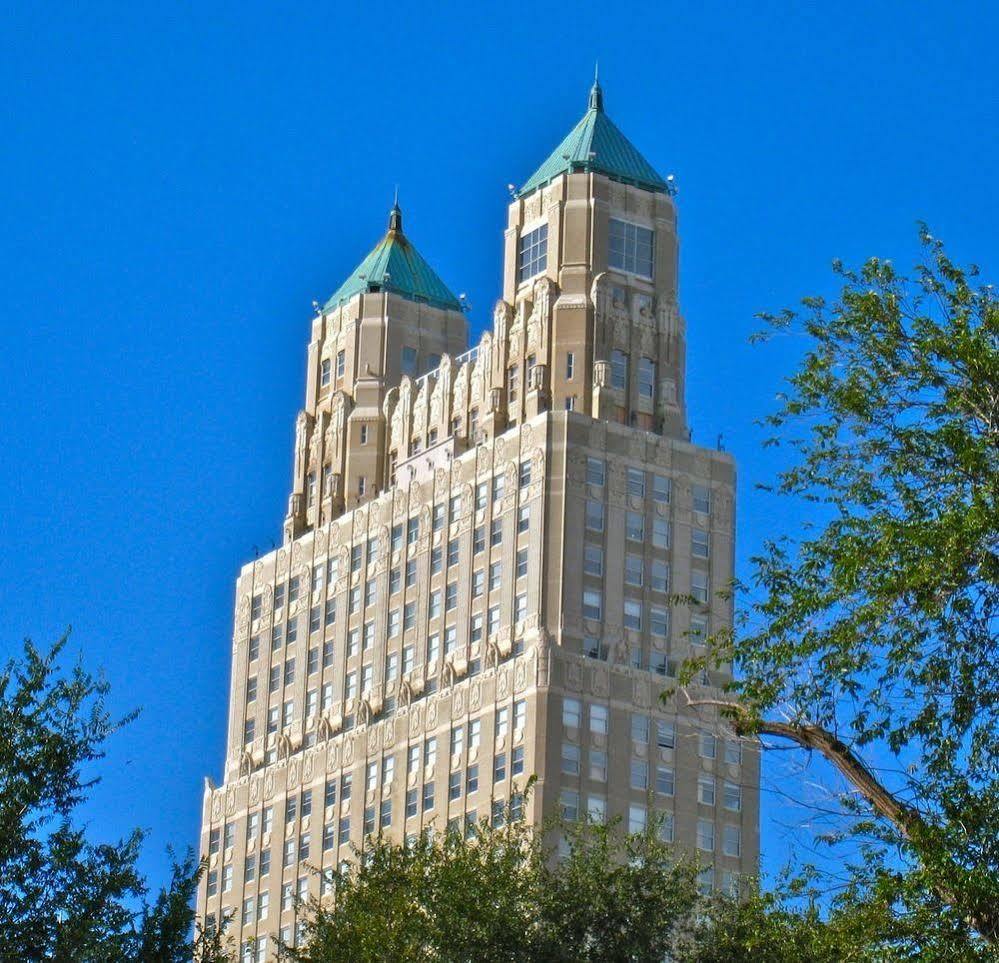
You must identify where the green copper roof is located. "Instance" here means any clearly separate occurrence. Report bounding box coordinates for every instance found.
[324,204,462,312]
[518,81,668,197]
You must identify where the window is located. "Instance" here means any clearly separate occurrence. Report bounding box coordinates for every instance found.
[493,752,507,782]
[650,561,669,593]
[631,714,650,744]
[445,582,458,611]
[422,782,435,812]
[432,503,445,532]
[512,746,525,776]
[585,500,605,532]
[583,637,607,660]
[586,458,605,486]
[466,765,479,794]
[245,677,257,704]
[626,511,645,542]
[518,505,530,533]
[582,589,603,621]
[507,364,520,403]
[625,554,643,586]
[516,548,529,579]
[657,719,676,749]
[650,606,669,638]
[243,719,255,744]
[630,759,648,791]
[588,748,607,782]
[450,724,465,757]
[697,819,715,852]
[656,765,675,796]
[692,528,710,558]
[325,598,337,626]
[628,803,647,834]
[638,357,656,399]
[561,742,580,776]
[426,633,439,664]
[623,599,642,631]
[700,731,717,759]
[693,485,712,514]
[723,825,742,858]
[652,474,670,503]
[698,774,716,806]
[490,518,503,546]
[335,349,345,379]
[251,594,262,620]
[590,704,609,735]
[583,544,603,577]
[248,634,259,661]
[473,526,485,554]
[424,736,437,769]
[627,468,646,498]
[609,217,654,278]
[401,346,418,376]
[587,795,607,823]
[406,559,417,587]
[560,789,579,821]
[517,224,548,283]
[650,651,668,675]
[562,698,581,729]
[359,424,369,445]
[652,518,670,549]
[691,571,709,604]
[566,352,575,379]
[513,593,527,623]
[514,699,527,732]
[610,350,628,391]
[274,582,286,610]
[725,739,743,765]
[449,771,462,801]
[724,781,742,811]
[407,517,420,545]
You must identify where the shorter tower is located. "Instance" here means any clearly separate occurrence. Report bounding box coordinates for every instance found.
[198,83,759,961]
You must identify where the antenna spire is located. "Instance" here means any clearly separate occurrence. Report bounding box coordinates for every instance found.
[589,65,603,112]
[388,187,402,232]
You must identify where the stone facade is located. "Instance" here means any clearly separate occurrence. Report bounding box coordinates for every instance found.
[197,86,760,959]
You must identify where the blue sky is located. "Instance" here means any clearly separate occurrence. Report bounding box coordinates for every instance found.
[2,1,996,894]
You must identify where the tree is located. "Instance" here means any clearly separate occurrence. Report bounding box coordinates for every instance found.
[0,635,231,961]
[684,230,999,954]
[288,809,897,962]
[289,809,716,962]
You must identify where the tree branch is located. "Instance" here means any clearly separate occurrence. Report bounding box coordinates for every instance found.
[680,692,998,944]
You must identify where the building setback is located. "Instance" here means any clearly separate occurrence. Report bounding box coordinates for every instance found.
[198,80,760,958]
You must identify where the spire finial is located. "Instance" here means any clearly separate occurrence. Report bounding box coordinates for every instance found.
[589,64,603,112]
[388,187,402,232]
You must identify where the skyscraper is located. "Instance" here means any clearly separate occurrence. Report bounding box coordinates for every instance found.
[198,79,759,958]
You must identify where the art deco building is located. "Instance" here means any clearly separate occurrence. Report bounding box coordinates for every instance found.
[198,80,760,959]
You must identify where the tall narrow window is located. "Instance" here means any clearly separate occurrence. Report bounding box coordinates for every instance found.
[638,357,656,399]
[517,224,548,283]
[320,358,331,387]
[610,350,628,391]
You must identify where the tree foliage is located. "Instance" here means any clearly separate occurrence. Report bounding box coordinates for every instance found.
[0,635,230,961]
[288,812,887,963]
[687,229,999,953]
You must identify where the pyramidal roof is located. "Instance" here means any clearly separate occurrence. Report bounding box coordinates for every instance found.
[518,80,668,197]
[324,204,462,313]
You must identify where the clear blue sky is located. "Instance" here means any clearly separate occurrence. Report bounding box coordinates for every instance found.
[2,1,996,894]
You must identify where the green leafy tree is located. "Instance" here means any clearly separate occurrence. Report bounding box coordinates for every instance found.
[0,635,231,961]
[287,808,895,962]
[683,230,999,954]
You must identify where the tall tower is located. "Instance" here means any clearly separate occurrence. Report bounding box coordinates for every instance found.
[198,82,759,960]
